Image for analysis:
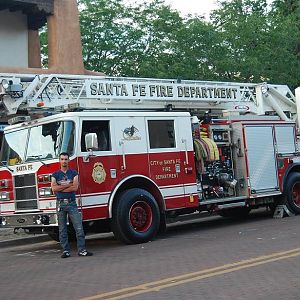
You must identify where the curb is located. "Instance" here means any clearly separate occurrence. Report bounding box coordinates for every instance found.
[0,235,52,248]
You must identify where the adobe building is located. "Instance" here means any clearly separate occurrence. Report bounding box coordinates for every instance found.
[0,0,101,75]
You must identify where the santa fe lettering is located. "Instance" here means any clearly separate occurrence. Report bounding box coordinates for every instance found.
[132,84,146,97]
[16,165,33,172]
[90,83,128,96]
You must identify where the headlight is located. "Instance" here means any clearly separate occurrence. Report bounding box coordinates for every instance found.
[1,79,9,89]
[39,187,53,197]
[0,192,10,200]
[33,215,50,225]
[1,217,6,226]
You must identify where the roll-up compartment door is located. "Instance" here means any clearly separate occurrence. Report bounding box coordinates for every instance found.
[244,125,278,193]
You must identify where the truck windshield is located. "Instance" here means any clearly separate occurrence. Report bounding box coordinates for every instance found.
[0,121,75,166]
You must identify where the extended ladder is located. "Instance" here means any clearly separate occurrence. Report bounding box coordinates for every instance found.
[0,73,297,122]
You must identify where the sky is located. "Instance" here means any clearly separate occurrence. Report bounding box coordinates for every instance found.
[165,0,219,17]
[127,0,274,18]
[125,0,220,19]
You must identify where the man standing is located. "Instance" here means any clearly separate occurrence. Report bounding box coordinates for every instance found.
[51,152,93,258]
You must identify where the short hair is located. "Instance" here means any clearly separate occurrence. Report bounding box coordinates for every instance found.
[59,152,69,158]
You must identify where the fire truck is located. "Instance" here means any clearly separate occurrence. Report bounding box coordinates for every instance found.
[0,73,299,244]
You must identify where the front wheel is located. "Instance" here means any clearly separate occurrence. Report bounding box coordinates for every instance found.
[283,172,300,214]
[112,188,160,244]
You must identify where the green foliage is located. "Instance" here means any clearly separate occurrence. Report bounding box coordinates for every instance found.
[79,0,131,74]
[39,26,48,67]
[268,0,300,88]
[79,0,187,77]
[211,0,300,88]
[211,0,276,82]
[272,0,300,16]
[39,0,299,89]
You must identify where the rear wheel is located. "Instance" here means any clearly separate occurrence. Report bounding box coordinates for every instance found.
[112,188,160,244]
[283,172,300,214]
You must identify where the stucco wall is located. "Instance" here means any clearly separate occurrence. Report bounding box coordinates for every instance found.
[0,10,28,68]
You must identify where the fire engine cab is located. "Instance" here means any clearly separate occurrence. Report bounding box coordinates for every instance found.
[0,73,299,244]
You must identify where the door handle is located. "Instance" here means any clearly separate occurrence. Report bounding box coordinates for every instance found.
[119,140,126,170]
[182,138,189,165]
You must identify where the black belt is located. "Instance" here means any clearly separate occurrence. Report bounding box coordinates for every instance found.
[57,198,75,203]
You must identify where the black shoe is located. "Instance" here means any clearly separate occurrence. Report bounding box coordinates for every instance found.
[78,250,93,257]
[61,251,71,258]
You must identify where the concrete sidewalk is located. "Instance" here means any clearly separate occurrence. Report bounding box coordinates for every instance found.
[0,227,51,247]
[0,227,114,248]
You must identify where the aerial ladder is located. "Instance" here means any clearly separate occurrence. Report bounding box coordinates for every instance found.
[1,72,300,240]
[0,73,299,126]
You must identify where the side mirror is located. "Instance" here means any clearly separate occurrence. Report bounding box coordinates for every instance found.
[85,133,98,151]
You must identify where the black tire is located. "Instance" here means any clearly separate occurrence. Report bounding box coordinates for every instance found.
[219,207,251,218]
[112,188,160,244]
[46,226,77,242]
[47,230,60,242]
[157,212,167,236]
[282,172,300,214]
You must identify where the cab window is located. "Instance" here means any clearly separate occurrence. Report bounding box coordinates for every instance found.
[148,120,176,149]
[81,120,111,152]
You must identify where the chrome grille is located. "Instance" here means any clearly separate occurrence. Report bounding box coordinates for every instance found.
[14,174,38,210]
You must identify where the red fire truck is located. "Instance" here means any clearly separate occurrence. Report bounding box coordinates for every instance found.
[0,74,299,244]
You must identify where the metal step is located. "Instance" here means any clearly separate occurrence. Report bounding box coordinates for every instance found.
[199,196,247,206]
[217,201,246,209]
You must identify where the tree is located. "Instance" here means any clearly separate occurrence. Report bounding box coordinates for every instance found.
[79,0,218,80]
[210,0,300,88]
[272,0,300,56]
[272,0,300,16]
[79,0,134,75]
[39,0,299,89]
[79,0,185,77]
[117,0,184,78]
[166,16,221,81]
[211,0,273,81]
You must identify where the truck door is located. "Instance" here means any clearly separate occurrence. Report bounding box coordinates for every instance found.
[77,118,118,220]
[177,115,198,206]
[146,116,190,210]
[115,115,149,178]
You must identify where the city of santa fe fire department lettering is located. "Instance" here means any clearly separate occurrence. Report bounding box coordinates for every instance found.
[92,162,106,184]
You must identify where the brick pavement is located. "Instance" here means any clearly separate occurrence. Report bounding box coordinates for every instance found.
[0,211,300,300]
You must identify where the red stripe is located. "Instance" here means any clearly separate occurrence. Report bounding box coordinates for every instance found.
[165,195,198,209]
[82,205,109,220]
[41,208,56,212]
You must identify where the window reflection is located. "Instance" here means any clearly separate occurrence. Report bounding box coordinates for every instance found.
[0,121,75,166]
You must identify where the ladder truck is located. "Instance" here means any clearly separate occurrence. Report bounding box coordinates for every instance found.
[0,73,299,244]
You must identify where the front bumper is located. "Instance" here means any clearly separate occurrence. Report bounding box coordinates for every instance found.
[1,212,58,227]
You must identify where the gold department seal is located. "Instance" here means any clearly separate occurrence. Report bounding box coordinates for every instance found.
[92,162,106,184]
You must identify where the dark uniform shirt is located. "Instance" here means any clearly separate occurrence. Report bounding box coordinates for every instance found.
[52,169,78,200]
